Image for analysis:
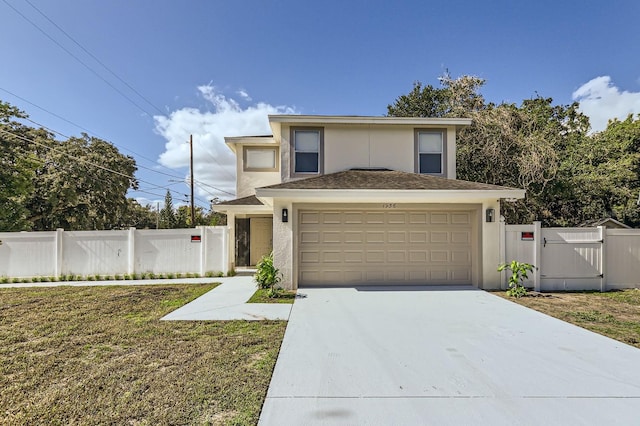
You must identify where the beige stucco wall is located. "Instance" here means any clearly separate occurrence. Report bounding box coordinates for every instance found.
[278,124,458,182]
[272,199,294,289]
[234,144,281,198]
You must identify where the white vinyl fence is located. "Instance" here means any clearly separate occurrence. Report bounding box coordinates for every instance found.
[505,222,640,291]
[0,227,228,278]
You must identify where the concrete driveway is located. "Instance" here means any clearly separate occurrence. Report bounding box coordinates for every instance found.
[259,286,640,425]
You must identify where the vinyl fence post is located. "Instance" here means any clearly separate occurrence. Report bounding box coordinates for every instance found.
[200,226,207,276]
[499,216,506,289]
[533,221,542,292]
[55,228,64,278]
[599,226,606,292]
[128,227,136,275]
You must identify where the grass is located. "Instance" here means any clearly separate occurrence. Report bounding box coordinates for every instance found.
[247,288,296,304]
[495,288,640,348]
[0,284,287,425]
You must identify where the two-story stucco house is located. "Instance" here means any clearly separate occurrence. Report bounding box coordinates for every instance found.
[215,115,525,290]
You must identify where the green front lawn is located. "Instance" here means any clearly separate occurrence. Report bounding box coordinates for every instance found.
[0,284,286,425]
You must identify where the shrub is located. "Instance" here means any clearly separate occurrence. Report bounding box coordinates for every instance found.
[498,260,534,298]
[254,253,283,298]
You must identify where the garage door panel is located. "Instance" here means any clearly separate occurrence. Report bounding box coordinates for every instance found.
[365,270,385,281]
[366,250,385,263]
[387,250,407,263]
[300,212,320,224]
[430,213,449,224]
[430,251,450,262]
[366,231,385,243]
[451,269,472,281]
[344,212,363,224]
[451,213,471,224]
[409,231,428,243]
[322,231,342,244]
[430,231,449,243]
[344,270,363,282]
[366,213,385,224]
[409,213,428,224]
[298,209,474,286]
[300,231,320,244]
[300,251,320,263]
[409,250,428,263]
[387,270,406,281]
[451,250,471,263]
[322,251,342,263]
[451,231,471,244]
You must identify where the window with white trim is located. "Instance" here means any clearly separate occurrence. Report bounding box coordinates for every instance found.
[416,130,445,175]
[292,128,323,175]
[243,146,278,171]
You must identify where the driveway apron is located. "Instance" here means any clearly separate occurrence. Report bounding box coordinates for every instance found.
[259,286,640,425]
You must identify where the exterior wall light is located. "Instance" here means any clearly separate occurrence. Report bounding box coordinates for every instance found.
[282,208,288,223]
[486,208,495,223]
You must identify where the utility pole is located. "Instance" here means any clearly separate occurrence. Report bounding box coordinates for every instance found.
[189,134,196,227]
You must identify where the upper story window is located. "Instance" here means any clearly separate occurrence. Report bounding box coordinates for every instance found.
[243,146,279,172]
[291,127,324,175]
[415,130,446,176]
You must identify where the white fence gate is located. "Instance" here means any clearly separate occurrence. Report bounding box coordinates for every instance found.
[0,227,229,278]
[505,222,640,291]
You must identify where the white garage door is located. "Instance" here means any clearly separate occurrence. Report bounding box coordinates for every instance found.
[298,209,475,286]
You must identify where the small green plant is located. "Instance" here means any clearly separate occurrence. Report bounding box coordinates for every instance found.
[498,260,534,298]
[0,276,8,284]
[167,273,176,279]
[227,268,236,277]
[124,274,132,280]
[254,252,284,298]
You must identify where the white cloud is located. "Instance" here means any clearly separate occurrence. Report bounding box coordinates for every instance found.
[236,89,252,101]
[572,76,640,132]
[154,85,296,199]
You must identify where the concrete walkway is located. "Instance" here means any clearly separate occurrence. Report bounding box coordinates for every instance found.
[259,286,640,425]
[1,276,292,321]
[161,276,292,321]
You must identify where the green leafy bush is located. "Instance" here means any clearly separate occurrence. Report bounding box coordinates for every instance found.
[498,260,534,298]
[254,253,283,298]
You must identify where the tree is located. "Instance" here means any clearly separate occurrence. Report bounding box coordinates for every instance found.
[206,197,227,226]
[25,133,138,230]
[119,199,158,229]
[0,102,34,231]
[387,74,593,225]
[159,190,176,229]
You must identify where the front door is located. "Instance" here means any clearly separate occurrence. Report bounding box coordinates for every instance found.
[250,217,273,265]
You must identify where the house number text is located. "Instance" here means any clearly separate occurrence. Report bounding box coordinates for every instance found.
[382,203,397,209]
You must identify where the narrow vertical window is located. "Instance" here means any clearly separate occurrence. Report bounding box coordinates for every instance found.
[417,131,443,174]
[293,129,322,174]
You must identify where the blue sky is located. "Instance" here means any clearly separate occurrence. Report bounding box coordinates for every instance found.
[1,0,639,207]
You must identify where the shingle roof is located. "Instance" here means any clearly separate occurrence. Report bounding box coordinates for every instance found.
[217,195,264,206]
[259,169,520,191]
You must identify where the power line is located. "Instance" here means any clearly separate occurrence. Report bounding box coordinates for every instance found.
[1,0,154,117]
[195,139,236,181]
[0,87,236,198]
[22,0,165,115]
[0,128,190,202]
